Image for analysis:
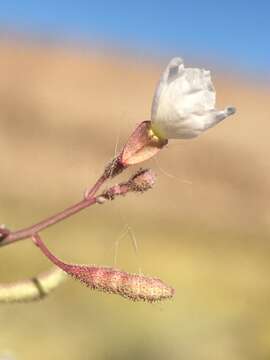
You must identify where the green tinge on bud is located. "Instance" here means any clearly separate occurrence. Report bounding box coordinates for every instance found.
[129,169,156,193]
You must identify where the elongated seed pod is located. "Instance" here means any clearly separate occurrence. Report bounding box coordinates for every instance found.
[33,234,174,303]
[64,265,174,302]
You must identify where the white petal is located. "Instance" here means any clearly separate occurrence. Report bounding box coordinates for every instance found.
[151,57,236,139]
[162,57,184,83]
[210,106,236,127]
[151,58,184,122]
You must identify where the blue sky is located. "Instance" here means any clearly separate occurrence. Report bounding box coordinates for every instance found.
[0,0,269,77]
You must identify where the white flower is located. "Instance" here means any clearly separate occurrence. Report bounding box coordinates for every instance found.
[151,57,236,139]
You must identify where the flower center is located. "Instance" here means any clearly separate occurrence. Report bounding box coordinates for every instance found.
[149,123,167,141]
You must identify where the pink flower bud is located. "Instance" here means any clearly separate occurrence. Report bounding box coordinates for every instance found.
[129,169,156,193]
[100,169,156,200]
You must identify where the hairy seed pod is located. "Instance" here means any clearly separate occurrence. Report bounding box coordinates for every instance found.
[63,265,174,302]
[33,234,174,303]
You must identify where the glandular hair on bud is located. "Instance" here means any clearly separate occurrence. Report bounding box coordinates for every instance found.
[104,156,126,179]
[129,169,156,193]
[68,265,174,303]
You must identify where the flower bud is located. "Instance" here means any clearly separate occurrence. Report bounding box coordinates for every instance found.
[129,169,156,193]
[100,169,156,200]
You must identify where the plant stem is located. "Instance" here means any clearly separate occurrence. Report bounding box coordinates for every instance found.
[0,196,98,248]
[0,172,108,248]
[84,173,108,199]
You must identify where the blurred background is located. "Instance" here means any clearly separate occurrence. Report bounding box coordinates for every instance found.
[0,1,270,359]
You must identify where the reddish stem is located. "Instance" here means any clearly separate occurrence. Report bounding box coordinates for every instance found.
[0,196,97,247]
[32,233,66,269]
[0,170,110,248]
[84,173,108,199]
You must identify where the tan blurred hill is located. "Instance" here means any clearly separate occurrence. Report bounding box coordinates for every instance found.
[0,39,269,232]
[1,40,270,360]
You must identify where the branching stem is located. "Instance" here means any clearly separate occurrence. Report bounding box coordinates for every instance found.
[0,173,107,248]
[0,196,98,247]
